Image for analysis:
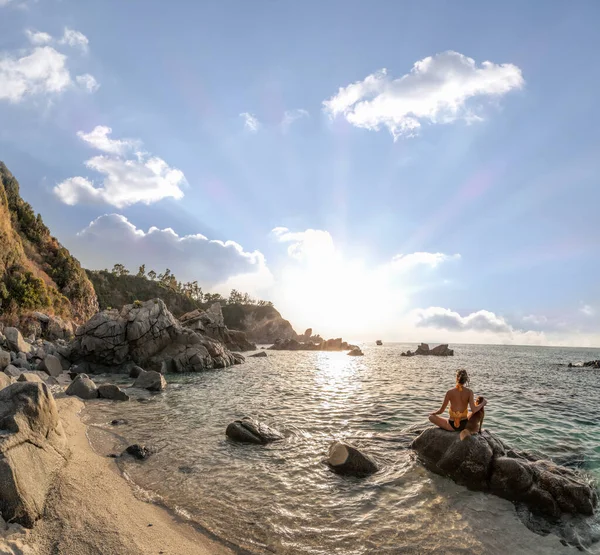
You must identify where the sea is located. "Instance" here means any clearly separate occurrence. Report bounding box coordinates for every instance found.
[81,343,600,554]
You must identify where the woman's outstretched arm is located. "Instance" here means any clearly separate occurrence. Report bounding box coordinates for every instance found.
[430,392,450,415]
[468,391,487,414]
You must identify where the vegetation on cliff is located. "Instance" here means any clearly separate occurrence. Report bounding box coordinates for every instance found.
[0,162,97,323]
[88,264,297,341]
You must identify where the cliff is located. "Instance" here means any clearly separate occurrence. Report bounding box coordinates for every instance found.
[221,304,298,344]
[0,162,97,325]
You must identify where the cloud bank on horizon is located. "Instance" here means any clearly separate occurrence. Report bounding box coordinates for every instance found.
[2,1,599,347]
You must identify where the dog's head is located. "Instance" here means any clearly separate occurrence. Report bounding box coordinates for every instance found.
[475,396,485,406]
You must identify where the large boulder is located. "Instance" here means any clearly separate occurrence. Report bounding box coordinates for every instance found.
[0,373,12,391]
[40,354,63,378]
[133,370,166,392]
[225,418,283,444]
[65,374,98,400]
[0,350,10,370]
[68,299,238,373]
[97,384,129,401]
[327,442,378,476]
[412,427,597,518]
[3,365,21,378]
[347,347,364,356]
[0,383,69,527]
[3,328,31,355]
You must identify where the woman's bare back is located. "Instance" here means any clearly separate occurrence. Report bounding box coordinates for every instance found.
[447,386,472,413]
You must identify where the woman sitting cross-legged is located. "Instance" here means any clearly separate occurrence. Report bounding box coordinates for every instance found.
[428,369,486,433]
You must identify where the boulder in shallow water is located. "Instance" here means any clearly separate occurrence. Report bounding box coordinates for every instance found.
[249,351,268,358]
[226,417,283,444]
[327,442,379,476]
[347,347,364,356]
[65,374,98,399]
[0,383,68,527]
[133,370,166,392]
[125,444,152,460]
[129,365,144,379]
[97,384,129,401]
[411,427,597,518]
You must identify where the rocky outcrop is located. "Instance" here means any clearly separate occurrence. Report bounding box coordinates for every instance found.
[222,303,299,344]
[249,351,268,358]
[269,337,358,352]
[401,343,454,357]
[67,299,238,373]
[65,374,98,399]
[0,382,69,527]
[411,427,597,518]
[376,340,382,346]
[133,370,166,392]
[568,360,600,369]
[18,312,75,341]
[179,304,256,352]
[225,418,283,444]
[327,442,378,476]
[348,347,364,356]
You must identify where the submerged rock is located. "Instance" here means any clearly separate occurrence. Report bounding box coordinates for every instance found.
[411,427,597,518]
[226,417,283,444]
[327,442,378,476]
[0,383,68,527]
[65,374,98,400]
[97,384,129,401]
[249,351,268,358]
[133,370,166,392]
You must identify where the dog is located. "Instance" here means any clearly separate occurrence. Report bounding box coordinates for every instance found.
[459,396,485,441]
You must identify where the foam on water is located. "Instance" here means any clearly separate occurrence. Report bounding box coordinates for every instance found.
[83,343,600,554]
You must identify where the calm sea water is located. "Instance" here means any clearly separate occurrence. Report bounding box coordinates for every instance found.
[82,343,600,554]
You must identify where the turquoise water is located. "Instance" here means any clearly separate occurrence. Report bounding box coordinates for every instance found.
[84,343,600,554]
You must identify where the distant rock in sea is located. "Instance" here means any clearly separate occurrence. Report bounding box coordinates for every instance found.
[401,343,454,357]
[568,360,599,368]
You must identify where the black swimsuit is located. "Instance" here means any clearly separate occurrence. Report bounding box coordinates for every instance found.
[448,418,468,432]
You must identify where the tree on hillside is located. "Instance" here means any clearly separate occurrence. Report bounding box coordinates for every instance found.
[228,289,244,304]
[137,264,146,278]
[204,292,225,304]
[147,270,157,281]
[111,263,129,276]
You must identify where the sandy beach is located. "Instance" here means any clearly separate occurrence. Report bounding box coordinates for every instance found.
[3,397,233,555]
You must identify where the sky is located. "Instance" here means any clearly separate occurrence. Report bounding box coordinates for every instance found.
[1,0,599,346]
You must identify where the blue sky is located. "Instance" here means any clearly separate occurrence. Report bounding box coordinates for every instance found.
[1,0,599,345]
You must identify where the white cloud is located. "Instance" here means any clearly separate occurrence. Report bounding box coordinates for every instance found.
[74,214,272,289]
[76,125,138,155]
[581,304,594,316]
[323,51,524,139]
[59,28,89,52]
[415,307,514,333]
[281,108,309,131]
[390,252,461,271]
[272,227,335,262]
[25,29,52,45]
[76,73,99,93]
[54,126,185,208]
[240,112,260,133]
[0,46,71,102]
[523,314,548,325]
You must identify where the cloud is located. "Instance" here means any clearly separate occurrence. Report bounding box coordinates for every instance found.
[0,46,72,102]
[75,73,99,93]
[390,252,461,271]
[240,112,260,133]
[323,51,524,139]
[59,28,89,52]
[76,125,138,155]
[73,214,272,290]
[25,29,52,45]
[55,126,185,208]
[281,109,309,131]
[415,307,514,333]
[272,227,335,262]
[580,305,594,316]
[523,314,548,325]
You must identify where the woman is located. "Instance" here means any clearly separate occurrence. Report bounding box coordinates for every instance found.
[428,369,486,432]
